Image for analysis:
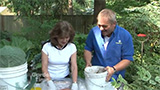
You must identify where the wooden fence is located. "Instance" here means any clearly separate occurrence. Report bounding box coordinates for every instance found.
[0,15,94,34]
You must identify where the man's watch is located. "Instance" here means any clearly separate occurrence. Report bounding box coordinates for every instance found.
[112,66,117,73]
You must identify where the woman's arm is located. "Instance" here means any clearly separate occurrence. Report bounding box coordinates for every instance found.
[41,51,51,81]
[70,52,78,83]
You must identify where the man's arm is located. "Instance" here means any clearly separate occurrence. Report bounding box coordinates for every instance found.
[113,59,131,71]
[105,59,131,81]
[84,50,92,67]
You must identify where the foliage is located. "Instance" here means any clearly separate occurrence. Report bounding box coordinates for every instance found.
[24,76,36,90]
[52,0,68,15]
[27,53,42,83]
[112,62,160,90]
[74,34,87,78]
[123,1,160,59]
[112,75,128,89]
[6,0,68,16]
[0,0,4,6]
[0,46,26,67]
[106,0,150,14]
[2,0,160,89]
[0,34,34,67]
[73,0,94,15]
[3,0,94,16]
[0,30,12,41]
[21,18,58,42]
[4,0,62,41]
[0,36,33,53]
[123,1,160,33]
[29,53,42,73]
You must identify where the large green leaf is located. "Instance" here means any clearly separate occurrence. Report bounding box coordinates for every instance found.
[0,36,33,53]
[137,66,151,82]
[0,46,26,67]
[11,36,33,52]
[155,76,160,83]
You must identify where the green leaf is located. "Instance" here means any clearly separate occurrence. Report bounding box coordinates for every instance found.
[115,83,121,88]
[123,85,129,90]
[36,63,42,69]
[149,80,157,85]
[24,76,36,90]
[111,77,121,88]
[117,75,128,84]
[0,46,26,67]
[155,76,160,83]
[137,66,151,82]
[111,77,117,86]
[0,39,11,46]
[11,36,33,52]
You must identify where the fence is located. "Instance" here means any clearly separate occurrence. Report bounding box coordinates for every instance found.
[0,15,94,34]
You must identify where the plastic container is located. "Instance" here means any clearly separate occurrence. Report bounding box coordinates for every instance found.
[31,83,42,90]
[84,66,116,90]
[0,62,28,90]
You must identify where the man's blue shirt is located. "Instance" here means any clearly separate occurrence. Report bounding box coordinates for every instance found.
[85,25,134,80]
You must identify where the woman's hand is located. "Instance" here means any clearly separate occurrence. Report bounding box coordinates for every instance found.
[47,80,57,90]
[71,82,78,90]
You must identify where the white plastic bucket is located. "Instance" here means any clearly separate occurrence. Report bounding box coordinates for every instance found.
[84,66,116,90]
[0,62,28,90]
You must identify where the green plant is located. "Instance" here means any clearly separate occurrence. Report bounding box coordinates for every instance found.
[74,34,87,78]
[0,46,26,67]
[28,53,42,74]
[73,0,94,15]
[0,36,33,53]
[112,64,160,90]
[0,31,12,41]
[112,75,129,90]
[0,36,35,68]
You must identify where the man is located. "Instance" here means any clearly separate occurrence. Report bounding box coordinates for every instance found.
[84,8,134,83]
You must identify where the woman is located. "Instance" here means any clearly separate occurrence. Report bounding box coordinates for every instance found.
[41,21,78,90]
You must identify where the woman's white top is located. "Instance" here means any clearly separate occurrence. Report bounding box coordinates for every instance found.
[42,42,77,80]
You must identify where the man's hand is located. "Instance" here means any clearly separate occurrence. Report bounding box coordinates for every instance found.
[105,66,115,81]
[85,63,92,67]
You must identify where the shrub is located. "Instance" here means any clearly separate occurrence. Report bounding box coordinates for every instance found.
[0,46,26,67]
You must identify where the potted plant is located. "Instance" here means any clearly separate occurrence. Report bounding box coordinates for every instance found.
[0,36,35,90]
[0,45,28,90]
